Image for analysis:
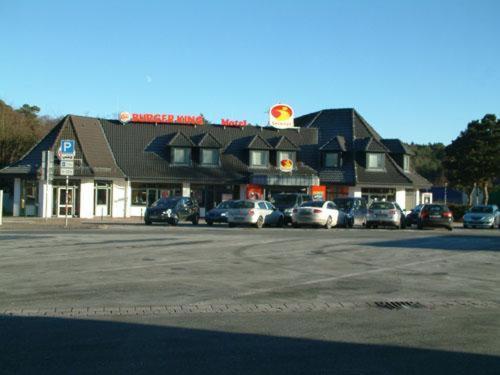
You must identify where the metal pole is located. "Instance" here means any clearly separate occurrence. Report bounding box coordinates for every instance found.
[0,190,3,226]
[444,183,447,205]
[65,175,69,228]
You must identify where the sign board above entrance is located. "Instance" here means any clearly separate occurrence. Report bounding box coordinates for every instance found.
[119,112,247,127]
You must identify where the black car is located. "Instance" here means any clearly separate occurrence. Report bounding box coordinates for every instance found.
[205,200,235,226]
[144,197,200,225]
[333,197,368,227]
[405,204,424,226]
[271,193,312,224]
[417,204,453,231]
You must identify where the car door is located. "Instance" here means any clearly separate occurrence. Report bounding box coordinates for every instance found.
[327,201,339,226]
[257,201,272,224]
[177,198,190,220]
[266,202,280,224]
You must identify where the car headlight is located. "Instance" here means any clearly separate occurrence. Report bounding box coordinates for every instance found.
[284,208,293,214]
[221,212,227,217]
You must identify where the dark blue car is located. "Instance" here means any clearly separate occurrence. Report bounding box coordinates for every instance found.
[205,200,235,226]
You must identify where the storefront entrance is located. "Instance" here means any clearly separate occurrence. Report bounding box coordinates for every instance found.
[94,181,112,217]
[56,186,76,217]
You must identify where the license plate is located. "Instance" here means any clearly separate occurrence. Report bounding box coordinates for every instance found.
[376,214,387,217]
[300,212,311,216]
[430,215,440,219]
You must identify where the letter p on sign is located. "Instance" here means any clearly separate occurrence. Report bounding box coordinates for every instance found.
[61,140,75,155]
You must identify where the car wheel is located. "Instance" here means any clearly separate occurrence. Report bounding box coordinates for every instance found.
[170,216,179,226]
[447,226,453,231]
[325,216,333,229]
[463,224,468,229]
[293,222,300,228]
[417,222,423,230]
[206,220,213,226]
[255,216,264,229]
[192,214,199,225]
[145,220,152,225]
[276,216,284,228]
[348,218,354,228]
[366,223,371,229]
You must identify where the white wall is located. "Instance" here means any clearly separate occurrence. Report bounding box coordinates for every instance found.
[182,182,190,197]
[348,186,362,198]
[79,179,94,218]
[112,179,126,218]
[38,180,53,218]
[13,178,21,216]
[395,189,406,210]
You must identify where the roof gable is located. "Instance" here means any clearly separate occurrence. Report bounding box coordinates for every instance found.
[381,139,414,155]
[319,136,346,151]
[194,133,223,148]
[354,137,388,152]
[269,136,300,151]
[167,132,195,147]
[245,135,273,150]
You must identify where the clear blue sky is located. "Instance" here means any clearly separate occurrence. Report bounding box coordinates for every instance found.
[1,0,499,144]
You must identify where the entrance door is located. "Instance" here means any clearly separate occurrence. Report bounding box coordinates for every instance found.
[57,187,75,217]
[95,187,110,217]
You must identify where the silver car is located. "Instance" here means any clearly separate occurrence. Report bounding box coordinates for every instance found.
[463,205,500,229]
[292,200,345,229]
[227,200,284,228]
[366,201,406,229]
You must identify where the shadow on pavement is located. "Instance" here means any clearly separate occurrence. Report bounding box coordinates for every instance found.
[1,315,499,374]
[366,235,500,252]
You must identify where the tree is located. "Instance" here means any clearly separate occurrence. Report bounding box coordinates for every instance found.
[409,143,446,185]
[444,114,500,205]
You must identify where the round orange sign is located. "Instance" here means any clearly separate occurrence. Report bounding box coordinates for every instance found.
[280,158,293,172]
[270,104,293,121]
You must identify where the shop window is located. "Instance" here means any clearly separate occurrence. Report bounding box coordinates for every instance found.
[403,155,410,172]
[201,148,219,166]
[324,153,340,168]
[131,189,147,206]
[171,147,191,165]
[277,151,296,166]
[366,153,385,170]
[250,150,269,168]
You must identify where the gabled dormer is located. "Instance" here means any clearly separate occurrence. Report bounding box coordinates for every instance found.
[193,133,223,167]
[319,136,346,168]
[381,139,414,173]
[244,135,273,168]
[354,137,388,172]
[269,136,300,169]
[166,132,195,166]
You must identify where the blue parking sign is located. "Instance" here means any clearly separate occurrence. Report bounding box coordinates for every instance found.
[61,140,75,155]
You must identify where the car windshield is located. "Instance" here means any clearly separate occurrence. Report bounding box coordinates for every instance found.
[272,194,297,206]
[334,199,354,210]
[470,206,493,213]
[151,199,178,209]
[217,201,234,209]
[232,201,255,209]
[301,201,324,208]
[370,202,394,210]
[413,205,424,212]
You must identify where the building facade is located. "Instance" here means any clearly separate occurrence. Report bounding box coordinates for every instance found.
[0,109,430,218]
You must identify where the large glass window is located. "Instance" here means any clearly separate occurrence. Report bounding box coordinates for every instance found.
[367,153,385,170]
[324,153,339,168]
[201,148,219,166]
[277,151,296,165]
[403,155,410,172]
[250,150,269,167]
[171,147,191,165]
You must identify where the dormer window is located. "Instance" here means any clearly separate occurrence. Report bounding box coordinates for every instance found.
[171,147,191,166]
[324,152,340,168]
[250,150,269,168]
[277,151,296,166]
[367,153,384,170]
[201,148,220,166]
[403,155,410,172]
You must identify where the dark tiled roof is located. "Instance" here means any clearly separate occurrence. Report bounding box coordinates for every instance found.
[193,133,223,148]
[319,136,346,151]
[381,139,415,155]
[354,137,388,152]
[244,135,273,150]
[166,132,195,147]
[269,136,300,151]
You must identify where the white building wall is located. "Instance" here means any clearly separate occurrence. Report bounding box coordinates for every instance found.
[415,190,420,206]
[395,189,406,210]
[112,179,126,218]
[348,186,362,198]
[182,182,190,197]
[79,179,94,219]
[13,178,21,216]
[38,180,53,218]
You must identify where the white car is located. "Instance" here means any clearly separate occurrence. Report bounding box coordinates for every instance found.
[292,200,344,229]
[227,200,284,228]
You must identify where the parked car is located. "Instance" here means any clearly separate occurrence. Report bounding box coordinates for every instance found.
[271,193,312,224]
[292,200,345,229]
[205,200,235,226]
[144,197,199,225]
[417,204,453,231]
[366,201,406,229]
[463,205,500,229]
[333,197,368,227]
[405,204,424,227]
[227,200,284,228]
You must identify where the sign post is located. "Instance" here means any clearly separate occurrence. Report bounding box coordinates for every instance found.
[59,140,75,228]
[0,190,3,226]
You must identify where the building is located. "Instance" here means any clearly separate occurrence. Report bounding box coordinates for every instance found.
[0,108,430,218]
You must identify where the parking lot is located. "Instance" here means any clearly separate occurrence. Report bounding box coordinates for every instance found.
[1,223,499,373]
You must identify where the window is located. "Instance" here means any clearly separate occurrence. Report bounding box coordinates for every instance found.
[403,155,410,172]
[201,148,219,166]
[258,202,267,209]
[327,202,335,210]
[172,147,191,165]
[324,153,339,168]
[367,153,384,170]
[277,151,296,165]
[250,150,269,167]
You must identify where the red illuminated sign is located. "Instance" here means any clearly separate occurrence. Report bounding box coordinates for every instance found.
[119,112,247,127]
